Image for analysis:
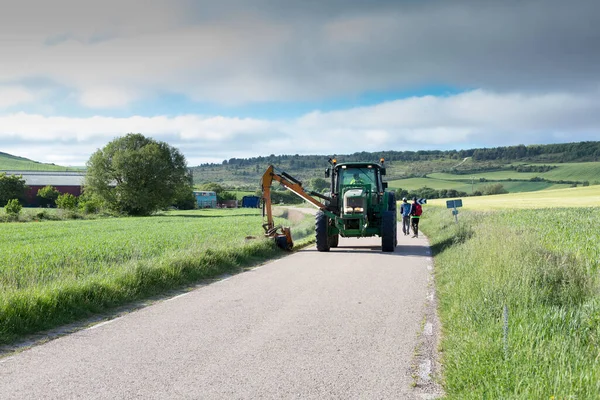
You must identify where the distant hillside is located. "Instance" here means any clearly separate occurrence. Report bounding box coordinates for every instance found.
[0,152,82,172]
[190,141,600,194]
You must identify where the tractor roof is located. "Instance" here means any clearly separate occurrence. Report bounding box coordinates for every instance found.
[334,162,384,169]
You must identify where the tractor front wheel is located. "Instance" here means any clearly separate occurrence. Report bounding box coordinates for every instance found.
[315,211,331,252]
[381,211,396,252]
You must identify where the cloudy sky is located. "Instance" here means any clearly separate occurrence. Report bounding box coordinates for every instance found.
[1,0,599,167]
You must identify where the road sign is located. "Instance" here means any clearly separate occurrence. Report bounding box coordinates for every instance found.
[446,199,463,209]
[417,198,427,205]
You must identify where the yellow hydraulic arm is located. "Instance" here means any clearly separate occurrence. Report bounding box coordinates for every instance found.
[261,165,327,250]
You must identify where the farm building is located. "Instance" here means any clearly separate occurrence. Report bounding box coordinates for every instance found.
[193,190,218,208]
[1,170,85,206]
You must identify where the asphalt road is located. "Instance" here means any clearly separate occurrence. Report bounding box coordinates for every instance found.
[0,228,435,399]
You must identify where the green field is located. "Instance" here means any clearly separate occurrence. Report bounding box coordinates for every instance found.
[422,207,600,398]
[0,152,83,171]
[386,162,600,195]
[388,177,569,194]
[429,162,600,183]
[427,185,600,210]
[0,208,312,345]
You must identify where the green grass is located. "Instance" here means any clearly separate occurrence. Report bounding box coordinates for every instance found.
[0,208,310,345]
[534,162,600,182]
[0,152,83,171]
[421,207,600,398]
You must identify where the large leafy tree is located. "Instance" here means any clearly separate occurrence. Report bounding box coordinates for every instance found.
[85,133,190,216]
[0,173,27,207]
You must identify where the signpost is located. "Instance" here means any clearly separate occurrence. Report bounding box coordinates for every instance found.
[446,199,463,223]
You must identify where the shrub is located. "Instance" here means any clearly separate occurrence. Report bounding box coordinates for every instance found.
[481,183,508,195]
[56,193,78,210]
[5,199,22,216]
[36,185,60,208]
[78,194,102,214]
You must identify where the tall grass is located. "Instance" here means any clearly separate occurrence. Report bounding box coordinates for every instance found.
[0,209,312,345]
[422,207,600,398]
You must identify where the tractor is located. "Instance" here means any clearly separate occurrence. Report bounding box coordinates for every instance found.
[261,158,398,252]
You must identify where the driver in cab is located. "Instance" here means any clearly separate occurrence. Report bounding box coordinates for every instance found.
[350,173,364,185]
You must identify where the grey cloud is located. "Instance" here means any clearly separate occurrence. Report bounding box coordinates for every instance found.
[1,0,599,105]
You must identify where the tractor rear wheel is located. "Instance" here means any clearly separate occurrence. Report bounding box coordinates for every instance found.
[315,211,331,252]
[328,233,339,248]
[381,210,396,252]
[388,192,398,247]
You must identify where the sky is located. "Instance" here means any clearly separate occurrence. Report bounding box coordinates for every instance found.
[1,0,599,167]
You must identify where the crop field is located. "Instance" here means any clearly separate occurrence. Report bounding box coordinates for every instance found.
[0,208,312,345]
[387,177,569,193]
[429,161,600,183]
[426,185,600,210]
[422,206,600,398]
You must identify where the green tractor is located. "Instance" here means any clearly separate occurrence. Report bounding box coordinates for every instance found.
[316,157,397,252]
[260,158,397,252]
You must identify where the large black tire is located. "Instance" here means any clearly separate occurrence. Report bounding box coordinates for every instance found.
[315,211,331,252]
[381,210,396,252]
[328,233,339,248]
[387,192,398,247]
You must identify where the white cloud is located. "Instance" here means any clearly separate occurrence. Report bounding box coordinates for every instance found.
[0,86,36,108]
[1,89,599,166]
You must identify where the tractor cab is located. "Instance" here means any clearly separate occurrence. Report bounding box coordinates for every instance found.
[324,160,391,236]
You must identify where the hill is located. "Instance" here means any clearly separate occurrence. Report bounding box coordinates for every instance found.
[190,141,600,196]
[0,152,82,172]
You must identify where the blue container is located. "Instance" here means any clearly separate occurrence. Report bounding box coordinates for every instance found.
[241,195,260,208]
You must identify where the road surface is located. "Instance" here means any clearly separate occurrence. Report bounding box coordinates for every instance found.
[0,228,439,399]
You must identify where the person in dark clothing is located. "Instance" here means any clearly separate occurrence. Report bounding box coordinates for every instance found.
[410,197,422,238]
[400,197,411,235]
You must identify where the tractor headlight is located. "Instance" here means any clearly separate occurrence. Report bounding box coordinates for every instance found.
[344,207,364,213]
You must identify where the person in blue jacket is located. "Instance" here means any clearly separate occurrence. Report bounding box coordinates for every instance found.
[400,197,411,236]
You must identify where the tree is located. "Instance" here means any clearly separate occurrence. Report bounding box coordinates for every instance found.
[0,173,27,207]
[37,185,60,208]
[85,133,190,216]
[56,193,78,210]
[310,178,329,192]
[482,183,508,195]
[172,172,196,210]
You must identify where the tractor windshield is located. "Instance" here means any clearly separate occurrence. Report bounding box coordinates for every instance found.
[339,167,378,190]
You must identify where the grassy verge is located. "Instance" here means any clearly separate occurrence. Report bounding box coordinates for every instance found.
[421,206,600,398]
[0,209,313,346]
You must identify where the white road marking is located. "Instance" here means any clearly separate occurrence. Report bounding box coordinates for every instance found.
[87,319,118,331]
[424,323,433,336]
[164,292,192,302]
[418,359,432,382]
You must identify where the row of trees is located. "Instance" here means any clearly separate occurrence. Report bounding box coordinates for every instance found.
[212,141,600,169]
[395,183,508,200]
